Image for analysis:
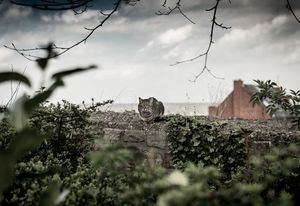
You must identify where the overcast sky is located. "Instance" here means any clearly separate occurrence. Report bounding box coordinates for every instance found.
[0,0,299,104]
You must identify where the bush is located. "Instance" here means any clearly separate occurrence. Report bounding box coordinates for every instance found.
[1,101,167,206]
[166,115,247,177]
[1,105,299,205]
[0,101,98,205]
[126,143,300,206]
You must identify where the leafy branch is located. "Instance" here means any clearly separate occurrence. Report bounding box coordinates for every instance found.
[0,43,97,201]
[251,80,300,130]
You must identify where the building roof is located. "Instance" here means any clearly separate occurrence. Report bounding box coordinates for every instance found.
[244,84,258,95]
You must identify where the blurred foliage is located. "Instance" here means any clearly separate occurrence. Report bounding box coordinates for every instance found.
[0,101,98,205]
[166,115,247,177]
[0,43,98,205]
[124,142,300,206]
[251,79,300,130]
[235,143,300,205]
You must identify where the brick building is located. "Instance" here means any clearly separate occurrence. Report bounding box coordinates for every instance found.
[208,80,270,119]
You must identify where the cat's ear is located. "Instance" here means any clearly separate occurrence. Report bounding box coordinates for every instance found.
[139,97,142,102]
[150,97,154,104]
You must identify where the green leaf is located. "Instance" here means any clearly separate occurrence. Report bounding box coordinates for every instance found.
[207,136,214,142]
[7,128,43,160]
[40,181,61,206]
[51,65,97,80]
[10,95,29,131]
[0,72,31,87]
[24,79,64,113]
[178,137,186,143]
[0,128,43,197]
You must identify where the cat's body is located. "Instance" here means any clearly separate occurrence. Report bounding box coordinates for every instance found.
[138,97,164,122]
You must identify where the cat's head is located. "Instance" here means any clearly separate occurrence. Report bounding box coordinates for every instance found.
[138,97,156,118]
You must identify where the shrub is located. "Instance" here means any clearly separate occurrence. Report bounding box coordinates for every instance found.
[166,115,247,177]
[0,101,98,205]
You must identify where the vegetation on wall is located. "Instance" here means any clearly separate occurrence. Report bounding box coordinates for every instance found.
[166,115,247,177]
[117,142,300,206]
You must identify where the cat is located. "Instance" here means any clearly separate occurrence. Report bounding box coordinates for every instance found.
[138,97,164,122]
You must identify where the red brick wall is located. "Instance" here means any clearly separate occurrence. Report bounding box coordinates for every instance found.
[234,89,269,119]
[217,92,233,118]
[233,80,243,117]
[208,80,270,120]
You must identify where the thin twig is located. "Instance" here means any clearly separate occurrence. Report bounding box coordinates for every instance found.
[156,0,195,24]
[5,0,126,60]
[171,0,230,81]
[286,0,300,23]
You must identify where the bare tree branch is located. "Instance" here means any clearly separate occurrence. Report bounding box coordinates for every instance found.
[171,0,229,81]
[156,0,195,24]
[4,0,131,61]
[10,0,93,11]
[3,0,298,81]
[286,0,300,23]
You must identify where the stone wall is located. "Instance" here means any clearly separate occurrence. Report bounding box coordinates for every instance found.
[90,111,300,168]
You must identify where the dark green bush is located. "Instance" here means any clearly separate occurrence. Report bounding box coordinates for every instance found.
[0,101,98,205]
[235,143,300,205]
[127,143,300,206]
[1,106,300,206]
[166,115,247,177]
[0,101,167,206]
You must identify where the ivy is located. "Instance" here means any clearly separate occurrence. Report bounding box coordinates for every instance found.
[166,115,247,177]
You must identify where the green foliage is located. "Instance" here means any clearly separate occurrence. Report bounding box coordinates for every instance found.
[0,96,163,206]
[1,102,299,205]
[251,79,300,129]
[166,115,247,177]
[126,143,300,206]
[236,143,300,205]
[155,165,264,206]
[0,101,105,206]
[0,42,98,204]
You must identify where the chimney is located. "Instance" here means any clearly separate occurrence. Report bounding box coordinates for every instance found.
[233,79,243,118]
[234,79,243,90]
